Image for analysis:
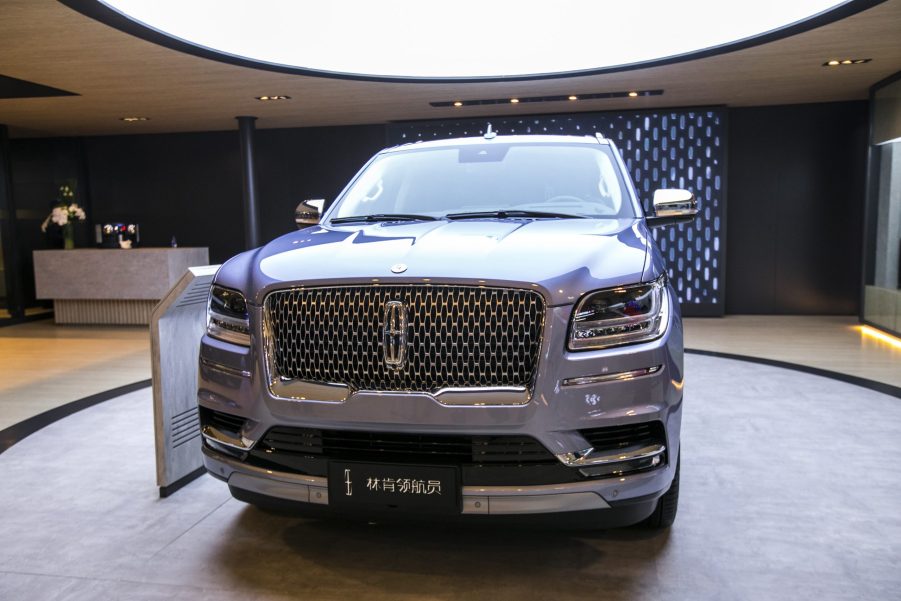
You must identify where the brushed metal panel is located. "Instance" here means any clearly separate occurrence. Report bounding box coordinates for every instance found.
[151,264,219,490]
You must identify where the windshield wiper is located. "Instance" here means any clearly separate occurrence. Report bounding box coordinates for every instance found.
[445,210,585,220]
[330,213,438,224]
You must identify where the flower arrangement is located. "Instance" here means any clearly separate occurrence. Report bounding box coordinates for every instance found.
[40,183,86,249]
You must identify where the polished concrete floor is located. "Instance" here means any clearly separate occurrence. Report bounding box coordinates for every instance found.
[1,354,899,601]
[0,321,149,430]
[683,315,901,388]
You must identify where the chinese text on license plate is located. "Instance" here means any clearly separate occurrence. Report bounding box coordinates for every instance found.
[328,462,460,514]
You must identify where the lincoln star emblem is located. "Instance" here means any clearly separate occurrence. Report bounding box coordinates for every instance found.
[383,300,408,369]
[344,468,353,496]
[391,263,407,273]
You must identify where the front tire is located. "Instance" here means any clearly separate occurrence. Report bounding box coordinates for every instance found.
[640,453,680,528]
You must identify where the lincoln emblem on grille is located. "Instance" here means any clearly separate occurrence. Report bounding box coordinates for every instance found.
[382,300,408,369]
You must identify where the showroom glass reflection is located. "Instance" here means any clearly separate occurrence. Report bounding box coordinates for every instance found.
[864,76,901,336]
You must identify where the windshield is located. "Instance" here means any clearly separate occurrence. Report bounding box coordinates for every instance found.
[330,142,637,221]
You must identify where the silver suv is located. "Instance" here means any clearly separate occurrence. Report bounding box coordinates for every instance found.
[198,133,696,528]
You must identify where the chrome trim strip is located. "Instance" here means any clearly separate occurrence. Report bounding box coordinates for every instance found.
[561,365,662,387]
[230,472,311,503]
[470,492,609,514]
[207,449,327,487]
[556,443,666,468]
[200,424,256,451]
[270,379,352,403]
[200,357,251,378]
[432,386,528,406]
[264,381,530,406]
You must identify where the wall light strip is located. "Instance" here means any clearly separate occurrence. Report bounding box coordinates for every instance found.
[858,325,901,350]
[255,95,291,101]
[433,89,663,108]
[119,117,150,122]
[823,58,871,66]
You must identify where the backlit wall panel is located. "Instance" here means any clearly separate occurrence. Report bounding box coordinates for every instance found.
[387,109,726,315]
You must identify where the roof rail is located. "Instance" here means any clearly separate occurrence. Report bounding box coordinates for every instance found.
[594,132,606,142]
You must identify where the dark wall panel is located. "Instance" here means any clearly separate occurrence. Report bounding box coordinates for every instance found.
[7,102,869,315]
[83,125,386,264]
[727,102,868,314]
[8,137,84,308]
[255,125,386,244]
[84,131,243,263]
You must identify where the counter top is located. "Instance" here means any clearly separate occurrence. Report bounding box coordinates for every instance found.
[34,247,211,300]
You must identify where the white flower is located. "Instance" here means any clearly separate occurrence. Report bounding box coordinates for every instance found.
[50,207,68,226]
[41,199,85,234]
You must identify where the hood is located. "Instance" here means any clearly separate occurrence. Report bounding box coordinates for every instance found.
[237,218,650,306]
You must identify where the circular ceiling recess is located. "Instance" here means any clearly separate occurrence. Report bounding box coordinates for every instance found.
[83,0,877,82]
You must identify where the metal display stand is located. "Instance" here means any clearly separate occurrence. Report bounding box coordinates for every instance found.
[150,265,219,497]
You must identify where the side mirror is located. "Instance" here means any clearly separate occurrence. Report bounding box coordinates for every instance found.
[647,189,698,228]
[295,199,325,228]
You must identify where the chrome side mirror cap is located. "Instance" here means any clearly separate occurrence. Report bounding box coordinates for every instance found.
[647,189,698,227]
[295,199,325,228]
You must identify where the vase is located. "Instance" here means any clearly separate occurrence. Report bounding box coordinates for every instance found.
[63,222,75,250]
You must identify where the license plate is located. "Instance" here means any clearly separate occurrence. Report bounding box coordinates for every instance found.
[328,461,460,514]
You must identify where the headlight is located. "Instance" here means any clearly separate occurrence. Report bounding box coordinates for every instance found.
[569,275,668,350]
[207,285,251,346]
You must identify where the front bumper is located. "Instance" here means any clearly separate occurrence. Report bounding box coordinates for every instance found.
[198,287,684,519]
[203,443,671,520]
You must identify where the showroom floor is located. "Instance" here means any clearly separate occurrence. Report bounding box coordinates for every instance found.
[1,353,899,601]
[0,321,149,430]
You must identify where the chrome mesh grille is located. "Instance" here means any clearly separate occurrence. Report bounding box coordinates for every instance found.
[266,285,545,392]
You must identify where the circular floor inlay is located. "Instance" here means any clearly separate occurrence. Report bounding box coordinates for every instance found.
[1,354,898,600]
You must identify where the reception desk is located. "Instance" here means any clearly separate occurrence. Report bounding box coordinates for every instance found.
[34,248,210,325]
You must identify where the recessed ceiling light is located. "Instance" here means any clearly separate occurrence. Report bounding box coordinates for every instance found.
[823,58,871,67]
[430,89,663,108]
[628,91,639,97]
[255,95,291,101]
[120,116,149,122]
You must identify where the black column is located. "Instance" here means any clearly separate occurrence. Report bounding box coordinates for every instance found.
[236,116,261,250]
[0,125,24,318]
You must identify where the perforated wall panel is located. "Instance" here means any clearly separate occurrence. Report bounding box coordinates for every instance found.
[387,109,726,316]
